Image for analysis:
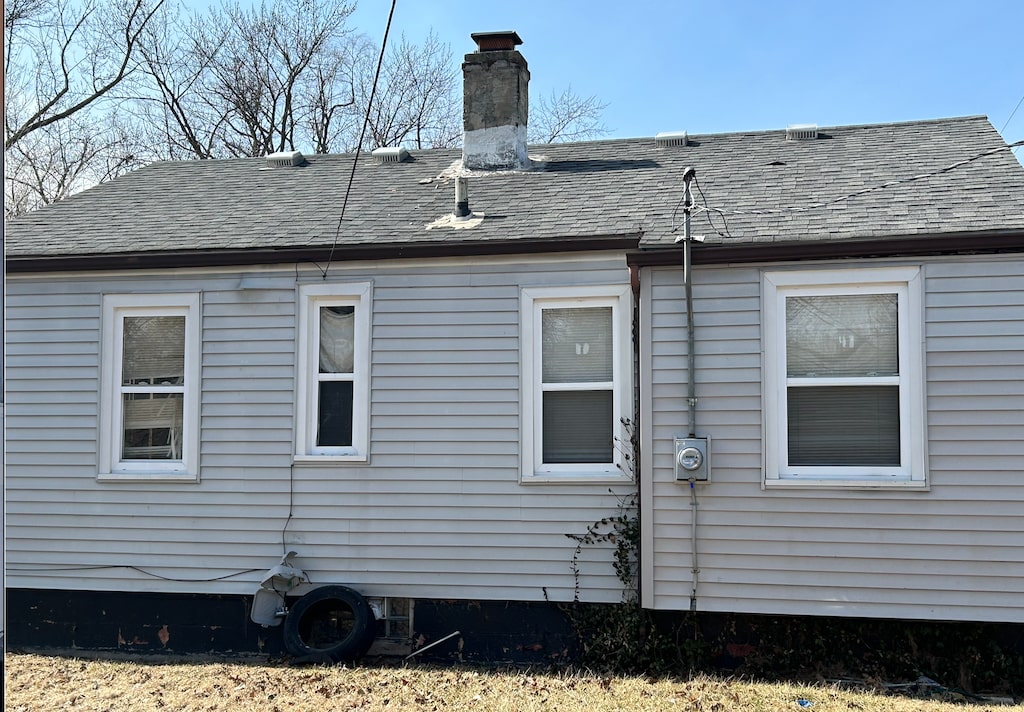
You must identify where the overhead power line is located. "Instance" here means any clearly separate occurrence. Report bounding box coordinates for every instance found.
[320,0,397,280]
[1000,93,1024,134]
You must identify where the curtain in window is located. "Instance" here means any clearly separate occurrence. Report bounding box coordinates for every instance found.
[786,294,897,377]
[541,306,614,463]
[542,307,612,382]
[319,306,354,374]
[122,316,185,385]
[785,294,900,466]
[788,386,900,465]
[317,305,355,446]
[543,391,613,463]
[121,315,185,460]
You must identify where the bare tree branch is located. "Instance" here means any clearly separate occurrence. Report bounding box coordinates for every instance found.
[530,85,610,144]
[5,0,165,149]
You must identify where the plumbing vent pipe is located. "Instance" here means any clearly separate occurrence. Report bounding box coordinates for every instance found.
[454,177,471,219]
[656,131,689,147]
[372,146,410,164]
[266,150,304,168]
[786,124,818,141]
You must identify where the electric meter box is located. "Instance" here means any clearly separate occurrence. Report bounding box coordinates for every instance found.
[674,436,710,482]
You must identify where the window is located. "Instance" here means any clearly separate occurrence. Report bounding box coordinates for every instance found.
[521,285,632,482]
[296,282,371,461]
[100,293,200,481]
[762,267,926,488]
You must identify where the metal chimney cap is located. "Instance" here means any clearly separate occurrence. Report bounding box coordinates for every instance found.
[470,31,523,52]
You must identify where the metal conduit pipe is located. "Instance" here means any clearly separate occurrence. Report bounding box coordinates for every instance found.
[677,166,700,611]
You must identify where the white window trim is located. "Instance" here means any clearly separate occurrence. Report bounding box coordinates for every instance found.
[99,293,201,482]
[520,284,633,484]
[295,282,371,463]
[762,266,927,489]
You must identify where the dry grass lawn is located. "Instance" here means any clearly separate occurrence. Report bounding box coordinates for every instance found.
[4,653,1022,711]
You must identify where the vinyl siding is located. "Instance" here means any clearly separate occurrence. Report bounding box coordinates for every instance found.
[641,255,1024,623]
[5,254,634,603]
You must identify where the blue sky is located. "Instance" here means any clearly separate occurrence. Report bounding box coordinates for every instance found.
[350,0,1024,153]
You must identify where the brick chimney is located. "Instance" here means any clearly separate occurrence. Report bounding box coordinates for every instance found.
[462,31,529,171]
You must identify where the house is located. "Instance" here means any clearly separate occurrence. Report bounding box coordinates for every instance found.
[6,31,1024,660]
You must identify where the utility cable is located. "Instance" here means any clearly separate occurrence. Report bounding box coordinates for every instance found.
[319,0,397,280]
[696,139,1024,219]
[1000,94,1024,134]
[693,174,731,238]
[6,563,264,583]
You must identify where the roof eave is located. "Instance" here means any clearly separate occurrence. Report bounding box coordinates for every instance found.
[5,233,643,274]
[627,229,1024,267]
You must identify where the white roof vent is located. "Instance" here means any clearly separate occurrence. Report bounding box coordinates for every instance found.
[372,146,410,164]
[266,150,304,168]
[786,124,818,141]
[655,131,689,147]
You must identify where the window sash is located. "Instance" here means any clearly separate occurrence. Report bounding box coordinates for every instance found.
[520,285,631,482]
[786,384,901,466]
[297,283,371,460]
[100,294,200,480]
[762,268,924,486]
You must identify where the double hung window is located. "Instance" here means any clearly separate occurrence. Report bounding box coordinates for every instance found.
[762,267,925,487]
[100,293,200,480]
[521,285,632,482]
[296,282,371,461]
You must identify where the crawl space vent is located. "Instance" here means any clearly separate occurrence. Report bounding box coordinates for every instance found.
[372,146,410,164]
[786,124,818,141]
[655,131,689,147]
[266,150,304,168]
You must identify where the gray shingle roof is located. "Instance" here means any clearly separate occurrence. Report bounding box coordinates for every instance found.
[7,115,1024,261]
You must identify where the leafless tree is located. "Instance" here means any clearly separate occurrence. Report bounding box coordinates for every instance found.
[135,0,356,159]
[4,113,145,215]
[4,0,161,213]
[529,86,609,144]
[5,0,610,214]
[343,31,462,151]
[4,0,164,150]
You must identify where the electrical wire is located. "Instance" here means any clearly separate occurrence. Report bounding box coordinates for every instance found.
[281,464,295,556]
[6,564,264,583]
[319,0,397,280]
[1000,93,1024,134]
[696,139,1024,219]
[693,174,731,238]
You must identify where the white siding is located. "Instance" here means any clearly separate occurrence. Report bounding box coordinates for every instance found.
[5,255,634,603]
[641,255,1024,623]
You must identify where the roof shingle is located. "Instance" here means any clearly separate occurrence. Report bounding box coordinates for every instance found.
[7,115,1024,261]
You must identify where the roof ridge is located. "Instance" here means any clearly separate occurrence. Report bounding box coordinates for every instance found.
[538,115,992,147]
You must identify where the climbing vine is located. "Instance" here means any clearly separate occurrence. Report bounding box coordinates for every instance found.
[560,417,705,674]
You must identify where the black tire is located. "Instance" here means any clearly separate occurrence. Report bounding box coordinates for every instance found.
[283,585,376,662]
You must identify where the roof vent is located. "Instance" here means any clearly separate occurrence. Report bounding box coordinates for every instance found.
[372,146,410,164]
[786,124,818,141]
[266,150,304,168]
[656,131,689,147]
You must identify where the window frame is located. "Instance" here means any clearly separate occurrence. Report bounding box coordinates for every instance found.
[762,266,927,489]
[99,293,201,482]
[295,282,372,462]
[520,284,633,484]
